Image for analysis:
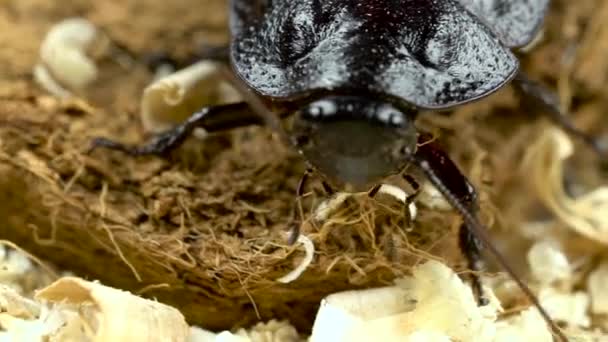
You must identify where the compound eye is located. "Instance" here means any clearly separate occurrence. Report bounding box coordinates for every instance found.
[304,99,338,119]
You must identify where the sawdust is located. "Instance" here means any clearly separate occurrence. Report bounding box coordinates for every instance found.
[0,0,606,336]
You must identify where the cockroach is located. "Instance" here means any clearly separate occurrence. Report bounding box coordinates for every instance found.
[93,1,607,340]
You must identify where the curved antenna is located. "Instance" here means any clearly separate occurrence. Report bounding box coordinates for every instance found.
[413,157,567,342]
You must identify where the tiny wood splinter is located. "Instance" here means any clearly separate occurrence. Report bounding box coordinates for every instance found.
[93,1,608,340]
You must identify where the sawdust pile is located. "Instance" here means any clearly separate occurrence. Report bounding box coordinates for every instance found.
[0,0,607,337]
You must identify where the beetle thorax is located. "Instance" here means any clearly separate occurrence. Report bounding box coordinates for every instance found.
[290,96,417,190]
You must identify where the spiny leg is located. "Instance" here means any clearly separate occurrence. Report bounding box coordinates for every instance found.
[458,220,487,305]
[514,71,607,159]
[289,169,342,244]
[402,174,421,228]
[287,168,313,245]
[409,134,486,305]
[410,133,566,341]
[90,102,262,156]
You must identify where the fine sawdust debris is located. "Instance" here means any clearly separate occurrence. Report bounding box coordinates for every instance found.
[0,0,607,341]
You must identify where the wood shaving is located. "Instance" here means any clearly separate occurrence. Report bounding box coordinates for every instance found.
[35,277,190,341]
[141,60,241,133]
[587,261,608,315]
[527,240,571,285]
[310,261,505,342]
[276,234,315,284]
[34,18,104,98]
[2,274,302,342]
[522,126,608,244]
[538,288,591,328]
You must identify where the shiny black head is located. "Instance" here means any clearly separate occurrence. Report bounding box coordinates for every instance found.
[290,96,417,190]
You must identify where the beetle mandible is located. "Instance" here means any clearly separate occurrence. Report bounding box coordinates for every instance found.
[93,1,607,340]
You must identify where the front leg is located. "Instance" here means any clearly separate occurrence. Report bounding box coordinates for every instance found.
[514,72,607,158]
[287,168,313,245]
[458,218,487,305]
[90,102,262,156]
[410,133,565,340]
[411,134,486,305]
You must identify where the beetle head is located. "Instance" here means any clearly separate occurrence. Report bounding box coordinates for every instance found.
[290,96,417,190]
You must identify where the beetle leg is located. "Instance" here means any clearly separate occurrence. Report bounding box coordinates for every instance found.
[90,102,262,156]
[288,169,338,244]
[402,175,421,228]
[458,221,487,305]
[410,133,566,340]
[287,168,312,245]
[409,134,486,305]
[514,72,607,158]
